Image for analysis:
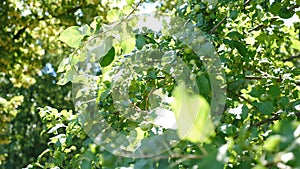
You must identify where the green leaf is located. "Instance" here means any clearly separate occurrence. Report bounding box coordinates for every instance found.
[80,160,91,169]
[57,57,70,73]
[279,96,289,107]
[57,68,75,85]
[197,149,225,168]
[241,105,249,120]
[107,9,120,22]
[270,2,281,15]
[100,47,115,67]
[196,75,210,95]
[89,36,113,62]
[278,7,294,19]
[171,83,213,143]
[121,36,136,54]
[136,34,146,50]
[233,41,248,58]
[259,101,274,115]
[268,85,280,98]
[229,10,238,20]
[227,31,244,40]
[100,90,111,101]
[252,164,267,169]
[126,0,134,6]
[264,135,282,151]
[59,25,90,48]
[291,39,300,50]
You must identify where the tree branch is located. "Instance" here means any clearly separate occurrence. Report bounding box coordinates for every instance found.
[209,0,253,34]
[283,54,300,62]
[289,4,300,11]
[239,95,252,105]
[209,16,227,34]
[244,0,252,6]
[251,112,300,127]
[251,114,280,127]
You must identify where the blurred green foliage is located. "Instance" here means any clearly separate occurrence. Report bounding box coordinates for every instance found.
[1,0,300,169]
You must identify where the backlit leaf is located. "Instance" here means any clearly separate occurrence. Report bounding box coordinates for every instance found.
[89,36,113,62]
[121,36,136,54]
[107,9,120,23]
[59,25,90,48]
[126,0,134,6]
[171,83,213,143]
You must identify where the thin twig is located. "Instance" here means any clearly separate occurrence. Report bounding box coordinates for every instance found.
[252,115,280,127]
[245,76,280,81]
[87,0,143,44]
[169,154,203,168]
[209,16,227,34]
[289,4,300,11]
[145,88,155,110]
[248,18,278,32]
[251,112,300,127]
[239,95,252,105]
[243,0,252,7]
[69,0,143,59]
[209,0,253,34]
[283,54,300,62]
[153,154,203,160]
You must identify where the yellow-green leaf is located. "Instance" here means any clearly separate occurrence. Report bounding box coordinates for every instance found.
[126,0,134,6]
[121,36,136,54]
[171,83,214,143]
[107,9,120,23]
[59,25,90,48]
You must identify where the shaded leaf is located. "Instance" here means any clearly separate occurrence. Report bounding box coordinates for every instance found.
[100,47,115,67]
[136,34,146,50]
[233,41,248,58]
[278,7,294,19]
[270,2,281,15]
[259,101,274,115]
[80,160,91,169]
[230,10,238,20]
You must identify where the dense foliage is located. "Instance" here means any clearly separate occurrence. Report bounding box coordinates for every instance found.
[0,0,110,168]
[1,0,300,169]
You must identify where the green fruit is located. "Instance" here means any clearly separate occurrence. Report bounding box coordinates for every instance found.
[184,48,193,54]
[198,36,206,44]
[140,123,148,131]
[206,5,214,14]
[194,27,200,32]
[146,123,153,130]
[260,94,270,102]
[190,59,196,65]
[208,4,214,10]
[190,74,196,81]
[205,15,210,21]
[173,148,181,154]
[101,151,116,166]
[197,72,204,76]
[194,4,201,12]
[110,130,117,137]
